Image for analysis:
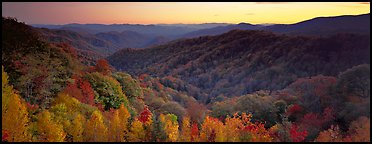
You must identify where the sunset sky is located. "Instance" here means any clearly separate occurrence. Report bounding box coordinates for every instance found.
[2,2,370,25]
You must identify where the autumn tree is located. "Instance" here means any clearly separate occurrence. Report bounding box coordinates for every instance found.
[109,109,123,142]
[68,114,86,142]
[238,113,273,142]
[85,72,129,110]
[315,125,344,142]
[2,66,31,142]
[94,59,113,75]
[138,106,153,141]
[84,111,108,142]
[108,104,130,142]
[36,110,66,142]
[224,113,242,142]
[128,119,145,142]
[179,116,192,141]
[159,113,180,142]
[191,123,200,142]
[348,116,370,142]
[186,100,207,124]
[200,116,225,142]
[289,124,308,142]
[112,72,143,99]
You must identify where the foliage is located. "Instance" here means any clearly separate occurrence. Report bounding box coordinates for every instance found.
[94,59,113,75]
[108,29,370,103]
[35,110,66,142]
[128,119,145,142]
[112,72,143,99]
[84,110,108,142]
[85,72,129,110]
[68,114,85,142]
[179,116,191,141]
[289,124,308,142]
[2,67,32,142]
[159,113,180,142]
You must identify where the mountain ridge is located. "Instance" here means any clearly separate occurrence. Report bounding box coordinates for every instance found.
[108,29,370,103]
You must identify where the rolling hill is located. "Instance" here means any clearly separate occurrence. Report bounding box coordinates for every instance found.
[108,29,370,103]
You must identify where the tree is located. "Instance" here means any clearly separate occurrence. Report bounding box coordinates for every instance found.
[315,125,344,142]
[109,109,123,142]
[68,114,85,142]
[152,114,167,142]
[179,116,192,141]
[128,119,145,142]
[200,116,224,142]
[159,101,187,123]
[224,113,242,142]
[2,67,31,142]
[348,116,370,142]
[138,106,153,126]
[85,72,129,110]
[118,104,131,140]
[289,124,307,142]
[239,113,273,142]
[186,100,207,124]
[191,123,200,142]
[159,113,179,142]
[108,104,130,142]
[138,106,153,141]
[94,59,113,75]
[36,110,66,142]
[112,72,143,99]
[337,64,370,99]
[84,111,108,142]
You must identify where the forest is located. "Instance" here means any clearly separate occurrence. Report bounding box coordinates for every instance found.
[2,16,370,142]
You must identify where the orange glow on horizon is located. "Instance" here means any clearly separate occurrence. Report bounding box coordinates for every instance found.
[2,2,370,25]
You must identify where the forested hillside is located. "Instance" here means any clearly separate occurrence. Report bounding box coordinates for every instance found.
[36,28,170,65]
[108,29,370,103]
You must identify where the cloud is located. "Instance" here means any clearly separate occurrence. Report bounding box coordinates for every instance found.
[245,13,254,15]
[214,14,219,16]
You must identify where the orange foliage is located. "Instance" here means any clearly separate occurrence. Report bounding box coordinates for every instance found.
[94,59,112,75]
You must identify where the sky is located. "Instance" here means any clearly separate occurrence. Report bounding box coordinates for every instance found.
[2,2,370,25]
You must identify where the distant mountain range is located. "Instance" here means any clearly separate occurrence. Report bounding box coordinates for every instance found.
[32,23,231,37]
[33,13,370,39]
[181,13,370,38]
[263,13,370,36]
[180,23,264,38]
[32,13,369,66]
[35,27,172,59]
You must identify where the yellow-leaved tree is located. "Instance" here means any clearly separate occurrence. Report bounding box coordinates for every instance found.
[128,118,145,142]
[200,116,225,142]
[2,66,31,142]
[36,110,66,142]
[225,113,243,142]
[68,113,86,142]
[179,116,191,142]
[159,113,179,142]
[109,104,130,142]
[84,110,108,142]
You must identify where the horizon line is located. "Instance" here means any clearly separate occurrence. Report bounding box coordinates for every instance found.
[9,12,369,26]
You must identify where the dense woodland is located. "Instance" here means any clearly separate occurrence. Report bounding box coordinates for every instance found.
[108,29,370,103]
[2,17,370,142]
